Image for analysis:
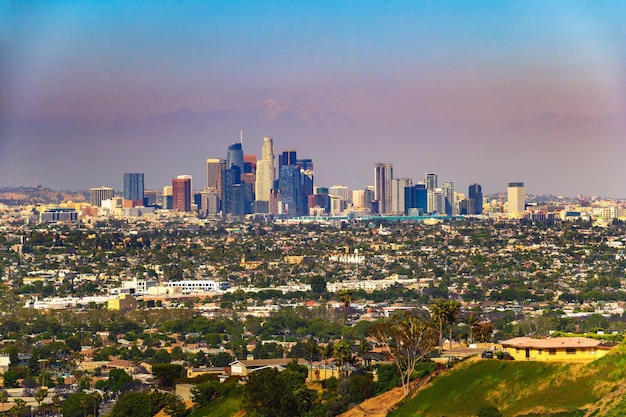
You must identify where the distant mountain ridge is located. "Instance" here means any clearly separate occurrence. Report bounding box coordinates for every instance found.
[0,187,88,205]
[154,100,357,131]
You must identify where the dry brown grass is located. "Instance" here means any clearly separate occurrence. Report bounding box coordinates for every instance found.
[337,386,406,417]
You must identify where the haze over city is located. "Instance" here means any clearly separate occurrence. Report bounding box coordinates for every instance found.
[1,1,625,197]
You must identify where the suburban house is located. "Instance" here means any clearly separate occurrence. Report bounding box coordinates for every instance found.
[229,358,308,378]
[501,337,617,362]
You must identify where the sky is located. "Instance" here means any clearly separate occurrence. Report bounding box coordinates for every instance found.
[1,0,625,197]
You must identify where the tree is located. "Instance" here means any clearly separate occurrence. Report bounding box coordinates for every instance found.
[210,352,234,367]
[108,391,169,417]
[3,371,18,388]
[368,311,437,397]
[65,336,82,352]
[191,381,220,406]
[62,392,97,417]
[303,336,320,368]
[338,290,353,324]
[474,322,495,343]
[152,348,172,364]
[34,388,48,416]
[10,399,26,417]
[0,390,8,414]
[333,341,354,379]
[51,394,62,416]
[164,394,188,417]
[310,276,326,294]
[348,372,375,403]
[152,363,184,388]
[445,300,462,350]
[431,300,448,354]
[243,365,317,417]
[467,313,480,344]
[107,368,133,392]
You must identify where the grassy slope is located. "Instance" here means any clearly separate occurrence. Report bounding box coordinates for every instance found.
[391,344,626,417]
[187,396,244,417]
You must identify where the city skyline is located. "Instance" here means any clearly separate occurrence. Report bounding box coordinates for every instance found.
[1,1,625,197]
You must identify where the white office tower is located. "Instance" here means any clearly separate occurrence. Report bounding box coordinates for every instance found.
[330,195,343,215]
[442,181,455,215]
[428,188,445,214]
[329,185,350,202]
[255,136,276,213]
[507,182,526,215]
[374,163,393,214]
[424,173,438,190]
[391,178,412,214]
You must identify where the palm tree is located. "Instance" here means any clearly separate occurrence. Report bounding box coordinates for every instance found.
[356,337,371,369]
[303,336,319,367]
[338,290,353,325]
[467,313,480,344]
[333,341,354,379]
[445,301,462,350]
[431,300,448,354]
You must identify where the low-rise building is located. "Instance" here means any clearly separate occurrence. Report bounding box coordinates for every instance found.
[501,337,616,362]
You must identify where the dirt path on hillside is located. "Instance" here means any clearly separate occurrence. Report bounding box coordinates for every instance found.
[338,370,442,417]
[338,386,406,417]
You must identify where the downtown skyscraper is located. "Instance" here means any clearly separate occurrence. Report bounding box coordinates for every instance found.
[255,136,275,214]
[123,173,144,204]
[374,163,393,214]
[507,182,526,215]
[172,175,192,212]
[468,183,483,215]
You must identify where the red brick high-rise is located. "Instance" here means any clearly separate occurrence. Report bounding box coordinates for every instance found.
[172,177,191,212]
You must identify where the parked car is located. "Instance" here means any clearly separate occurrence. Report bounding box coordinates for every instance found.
[481,350,494,358]
[498,352,514,360]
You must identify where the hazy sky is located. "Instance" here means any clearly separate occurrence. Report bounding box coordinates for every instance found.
[1,1,625,197]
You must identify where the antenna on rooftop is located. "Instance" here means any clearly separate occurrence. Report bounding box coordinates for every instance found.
[240,130,243,144]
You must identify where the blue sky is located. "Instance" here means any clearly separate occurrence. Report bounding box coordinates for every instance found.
[1,1,625,196]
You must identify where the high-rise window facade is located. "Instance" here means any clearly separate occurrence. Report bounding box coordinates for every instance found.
[172,177,191,212]
[279,165,302,216]
[255,137,275,213]
[374,163,393,214]
[90,187,114,207]
[405,184,428,215]
[123,173,144,202]
[507,182,526,214]
[468,183,483,214]
[424,173,437,190]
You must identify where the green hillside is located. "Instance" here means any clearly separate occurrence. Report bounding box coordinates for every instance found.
[390,344,626,417]
[188,396,244,417]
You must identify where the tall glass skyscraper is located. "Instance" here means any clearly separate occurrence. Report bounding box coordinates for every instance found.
[123,173,144,202]
[227,143,244,177]
[279,165,302,216]
[468,183,483,214]
[405,184,427,215]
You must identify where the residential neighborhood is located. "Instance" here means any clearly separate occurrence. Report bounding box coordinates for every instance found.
[1,192,626,416]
